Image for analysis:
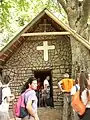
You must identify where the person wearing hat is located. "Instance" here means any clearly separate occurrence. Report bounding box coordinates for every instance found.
[58,73,74,93]
[58,73,75,120]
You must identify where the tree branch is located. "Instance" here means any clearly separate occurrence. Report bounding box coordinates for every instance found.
[57,0,68,14]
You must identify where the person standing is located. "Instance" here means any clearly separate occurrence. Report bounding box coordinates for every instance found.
[76,72,90,120]
[44,76,50,90]
[71,73,80,120]
[58,73,74,120]
[21,77,39,120]
[43,76,51,107]
[71,73,80,96]
[36,78,41,107]
[58,73,74,93]
[40,86,47,107]
[0,75,14,120]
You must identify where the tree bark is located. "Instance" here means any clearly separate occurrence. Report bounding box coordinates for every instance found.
[57,0,90,77]
[57,0,90,40]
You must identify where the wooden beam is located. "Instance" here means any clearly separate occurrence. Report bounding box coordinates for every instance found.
[21,32,70,37]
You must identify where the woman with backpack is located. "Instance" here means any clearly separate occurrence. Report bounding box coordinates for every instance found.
[21,77,39,120]
[71,71,90,120]
[78,72,90,120]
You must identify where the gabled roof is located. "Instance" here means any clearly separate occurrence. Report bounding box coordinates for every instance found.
[0,8,90,66]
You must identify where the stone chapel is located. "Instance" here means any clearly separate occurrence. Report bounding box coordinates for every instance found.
[0,8,90,108]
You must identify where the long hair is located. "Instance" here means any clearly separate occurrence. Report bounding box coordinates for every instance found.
[75,73,80,84]
[79,71,88,99]
[21,77,36,93]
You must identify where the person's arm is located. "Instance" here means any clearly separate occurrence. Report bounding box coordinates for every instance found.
[5,87,15,102]
[7,94,15,102]
[58,81,64,92]
[73,79,75,85]
[71,86,75,101]
[26,100,39,120]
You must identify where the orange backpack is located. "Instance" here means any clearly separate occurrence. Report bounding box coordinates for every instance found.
[71,90,87,116]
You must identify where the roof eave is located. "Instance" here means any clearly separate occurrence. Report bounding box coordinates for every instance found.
[45,9,90,50]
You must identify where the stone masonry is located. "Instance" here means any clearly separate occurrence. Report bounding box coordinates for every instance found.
[2,22,72,109]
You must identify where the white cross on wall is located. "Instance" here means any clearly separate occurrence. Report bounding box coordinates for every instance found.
[37,41,55,61]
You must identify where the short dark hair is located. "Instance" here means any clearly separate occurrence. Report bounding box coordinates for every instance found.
[3,75,11,84]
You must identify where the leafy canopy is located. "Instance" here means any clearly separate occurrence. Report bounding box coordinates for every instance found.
[0,0,67,50]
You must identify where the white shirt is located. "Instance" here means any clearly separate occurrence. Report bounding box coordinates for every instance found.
[0,85,12,112]
[71,84,80,95]
[71,85,90,108]
[44,79,49,88]
[81,89,90,108]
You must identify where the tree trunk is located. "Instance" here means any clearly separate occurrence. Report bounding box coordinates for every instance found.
[57,0,90,40]
[57,0,90,77]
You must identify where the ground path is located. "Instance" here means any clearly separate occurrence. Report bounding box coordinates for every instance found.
[9,107,61,120]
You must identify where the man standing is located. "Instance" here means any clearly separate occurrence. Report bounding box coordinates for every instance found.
[58,73,74,120]
[43,76,51,107]
[58,73,74,93]
[44,76,50,89]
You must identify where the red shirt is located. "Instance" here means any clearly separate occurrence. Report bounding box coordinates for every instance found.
[37,81,41,91]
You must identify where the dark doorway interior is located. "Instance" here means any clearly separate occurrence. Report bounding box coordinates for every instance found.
[34,70,53,107]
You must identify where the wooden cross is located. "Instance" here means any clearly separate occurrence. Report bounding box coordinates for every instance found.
[37,41,55,61]
[39,19,51,32]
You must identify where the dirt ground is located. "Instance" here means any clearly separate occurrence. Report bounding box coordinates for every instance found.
[38,107,61,120]
[9,107,61,120]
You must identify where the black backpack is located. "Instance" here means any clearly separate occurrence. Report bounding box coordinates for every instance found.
[0,87,2,104]
[0,86,6,105]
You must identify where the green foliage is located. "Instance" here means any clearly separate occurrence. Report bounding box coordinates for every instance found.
[0,0,67,50]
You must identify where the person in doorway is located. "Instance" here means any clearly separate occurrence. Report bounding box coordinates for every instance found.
[44,76,50,90]
[37,78,41,92]
[58,73,74,120]
[36,78,41,107]
[43,76,51,107]
[0,75,14,120]
[40,86,47,107]
[21,77,39,120]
